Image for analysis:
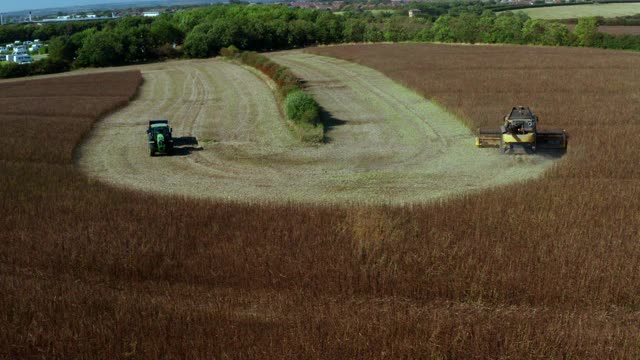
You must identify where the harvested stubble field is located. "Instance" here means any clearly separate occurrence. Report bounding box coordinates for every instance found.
[2,43,640,358]
[78,55,550,204]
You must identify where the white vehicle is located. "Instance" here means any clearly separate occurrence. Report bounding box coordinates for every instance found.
[8,49,32,64]
[15,55,32,64]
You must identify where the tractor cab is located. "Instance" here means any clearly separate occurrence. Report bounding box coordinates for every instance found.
[147,120,174,156]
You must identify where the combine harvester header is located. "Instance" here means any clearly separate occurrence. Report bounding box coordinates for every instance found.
[476,107,567,154]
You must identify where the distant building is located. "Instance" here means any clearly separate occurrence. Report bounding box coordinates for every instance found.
[143,12,160,17]
[87,14,97,18]
[408,9,421,17]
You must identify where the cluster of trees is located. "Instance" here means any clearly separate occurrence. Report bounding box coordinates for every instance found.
[423,11,570,45]
[3,3,640,77]
[176,5,578,56]
[0,21,110,44]
[424,13,640,50]
[48,16,182,67]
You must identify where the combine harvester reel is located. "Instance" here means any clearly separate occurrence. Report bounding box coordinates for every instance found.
[476,107,567,155]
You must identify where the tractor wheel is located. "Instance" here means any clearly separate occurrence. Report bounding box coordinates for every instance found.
[150,148,155,157]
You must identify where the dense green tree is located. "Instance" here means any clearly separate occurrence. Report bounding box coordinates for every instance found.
[492,12,528,44]
[48,36,76,63]
[315,12,343,44]
[75,31,123,67]
[522,19,547,44]
[383,18,410,42]
[150,17,184,45]
[432,14,455,42]
[574,16,599,47]
[287,19,315,48]
[270,19,291,49]
[363,23,384,42]
[207,18,248,50]
[477,10,496,43]
[544,22,570,46]
[414,24,434,42]
[450,12,480,43]
[343,18,367,43]
[183,25,212,58]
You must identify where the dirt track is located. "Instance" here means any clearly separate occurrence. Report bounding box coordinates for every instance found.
[78,53,556,204]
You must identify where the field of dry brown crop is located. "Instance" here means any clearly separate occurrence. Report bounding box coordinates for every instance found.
[3,43,640,358]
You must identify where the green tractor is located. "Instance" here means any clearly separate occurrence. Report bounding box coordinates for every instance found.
[147,120,174,156]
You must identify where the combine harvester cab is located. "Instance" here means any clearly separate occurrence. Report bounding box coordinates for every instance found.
[476,107,567,154]
[147,120,174,156]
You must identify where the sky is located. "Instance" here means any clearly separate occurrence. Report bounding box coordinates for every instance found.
[2,0,128,13]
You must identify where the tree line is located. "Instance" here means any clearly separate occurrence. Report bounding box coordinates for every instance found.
[2,3,640,78]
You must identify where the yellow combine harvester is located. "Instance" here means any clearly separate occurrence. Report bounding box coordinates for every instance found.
[476,107,567,154]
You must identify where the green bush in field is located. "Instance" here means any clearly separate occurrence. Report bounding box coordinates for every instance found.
[285,91,320,126]
[219,45,239,58]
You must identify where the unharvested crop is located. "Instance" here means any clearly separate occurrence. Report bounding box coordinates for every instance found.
[310,42,640,354]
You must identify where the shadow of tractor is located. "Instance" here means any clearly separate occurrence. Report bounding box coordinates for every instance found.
[171,136,203,156]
